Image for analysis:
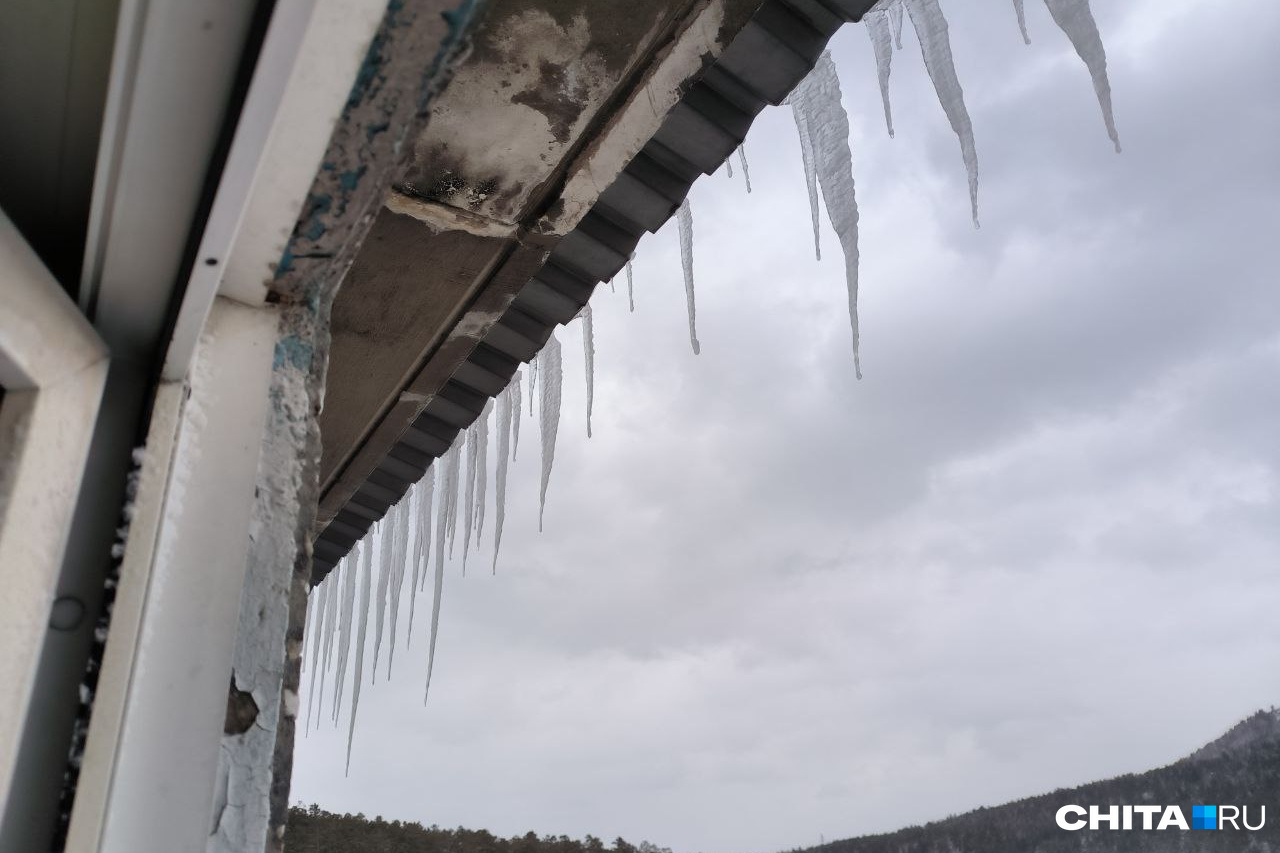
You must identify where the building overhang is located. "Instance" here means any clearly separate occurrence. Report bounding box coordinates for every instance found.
[309,0,878,581]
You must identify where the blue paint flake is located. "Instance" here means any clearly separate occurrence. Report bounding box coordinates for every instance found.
[274,335,314,371]
[338,168,366,192]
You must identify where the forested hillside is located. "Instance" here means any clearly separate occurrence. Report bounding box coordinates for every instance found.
[796,710,1280,853]
[286,808,672,853]
[288,710,1280,853]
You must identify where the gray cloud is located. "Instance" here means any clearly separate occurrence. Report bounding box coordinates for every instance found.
[293,3,1280,852]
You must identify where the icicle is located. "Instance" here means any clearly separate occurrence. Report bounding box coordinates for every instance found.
[321,565,338,673]
[344,535,373,775]
[527,356,538,417]
[626,258,635,313]
[889,1,904,49]
[444,434,462,557]
[1013,0,1031,44]
[323,562,341,674]
[582,304,594,437]
[475,400,492,546]
[726,158,734,179]
[790,104,822,259]
[676,200,701,355]
[737,145,752,194]
[462,420,479,570]
[866,10,896,138]
[537,333,563,531]
[371,515,393,683]
[317,561,340,726]
[387,496,410,676]
[409,469,435,641]
[305,574,333,734]
[299,587,314,678]
[791,51,864,378]
[1042,0,1120,152]
[425,442,460,701]
[510,371,522,461]
[301,592,315,676]
[493,381,513,573]
[905,0,980,227]
[302,579,322,733]
[332,545,359,723]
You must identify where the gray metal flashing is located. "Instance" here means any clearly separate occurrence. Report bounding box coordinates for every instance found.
[311,0,878,581]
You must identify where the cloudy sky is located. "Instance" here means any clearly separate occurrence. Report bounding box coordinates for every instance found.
[293,2,1280,851]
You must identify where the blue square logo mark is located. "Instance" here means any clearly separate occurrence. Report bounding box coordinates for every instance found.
[1193,805,1218,830]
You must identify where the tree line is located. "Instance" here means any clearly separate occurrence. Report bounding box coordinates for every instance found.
[287,805,675,853]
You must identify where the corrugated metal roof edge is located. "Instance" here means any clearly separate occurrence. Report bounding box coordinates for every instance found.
[312,0,878,582]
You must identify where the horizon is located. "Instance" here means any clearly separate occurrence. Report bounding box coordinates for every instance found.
[292,707,1280,847]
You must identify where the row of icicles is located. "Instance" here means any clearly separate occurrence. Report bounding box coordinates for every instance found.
[300,0,1120,772]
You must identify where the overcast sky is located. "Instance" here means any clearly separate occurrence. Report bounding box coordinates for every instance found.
[293,2,1280,850]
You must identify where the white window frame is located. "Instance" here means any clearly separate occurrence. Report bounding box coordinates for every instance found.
[0,208,108,813]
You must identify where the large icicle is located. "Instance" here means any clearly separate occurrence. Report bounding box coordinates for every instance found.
[493,381,513,572]
[737,145,752,194]
[581,303,594,437]
[1042,0,1120,152]
[475,399,492,545]
[537,333,563,531]
[345,535,373,774]
[1013,0,1031,44]
[791,51,864,377]
[510,370,522,461]
[425,441,461,701]
[790,105,822,259]
[866,10,896,137]
[905,0,980,227]
[371,515,394,682]
[386,496,410,676]
[332,544,359,723]
[676,199,701,355]
[625,258,635,313]
[409,470,435,640]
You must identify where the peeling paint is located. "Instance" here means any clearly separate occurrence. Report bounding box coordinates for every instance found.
[214,0,489,850]
[385,190,519,237]
[399,2,680,224]
[541,0,733,235]
[272,336,313,372]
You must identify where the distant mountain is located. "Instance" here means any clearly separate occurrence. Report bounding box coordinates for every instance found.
[796,709,1280,853]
